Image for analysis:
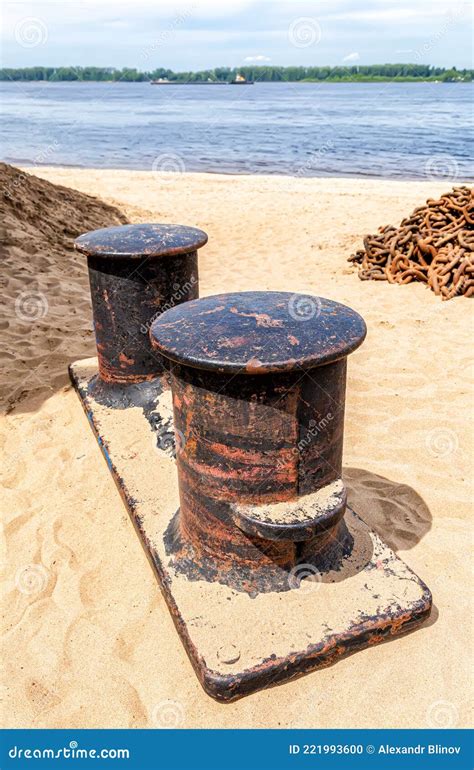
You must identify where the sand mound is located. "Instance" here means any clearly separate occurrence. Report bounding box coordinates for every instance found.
[349,186,473,300]
[0,163,127,412]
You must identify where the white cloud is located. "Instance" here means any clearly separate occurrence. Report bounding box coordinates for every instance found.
[342,52,360,62]
[244,54,271,62]
[1,0,470,69]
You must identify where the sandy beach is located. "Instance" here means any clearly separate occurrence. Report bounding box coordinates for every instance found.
[1,165,472,729]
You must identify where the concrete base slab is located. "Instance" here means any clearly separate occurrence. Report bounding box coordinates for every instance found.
[69,357,432,702]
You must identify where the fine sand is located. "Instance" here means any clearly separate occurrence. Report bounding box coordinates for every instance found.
[1,166,472,729]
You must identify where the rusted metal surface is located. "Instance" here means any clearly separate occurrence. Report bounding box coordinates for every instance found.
[150,291,367,372]
[151,291,367,595]
[349,186,474,299]
[75,223,207,383]
[70,354,432,703]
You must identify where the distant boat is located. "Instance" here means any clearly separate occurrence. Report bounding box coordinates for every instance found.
[150,78,225,85]
[149,74,254,85]
[230,74,254,85]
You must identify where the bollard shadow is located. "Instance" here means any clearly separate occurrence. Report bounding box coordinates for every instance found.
[342,466,438,627]
[244,470,436,703]
[343,466,432,552]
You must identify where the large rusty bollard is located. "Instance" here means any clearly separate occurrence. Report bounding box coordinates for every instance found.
[74,223,207,384]
[150,291,367,594]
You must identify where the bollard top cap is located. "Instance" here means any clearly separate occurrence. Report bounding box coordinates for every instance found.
[74,223,208,259]
[150,291,367,374]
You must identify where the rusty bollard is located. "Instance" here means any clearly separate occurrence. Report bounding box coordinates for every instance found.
[74,224,207,384]
[150,291,367,595]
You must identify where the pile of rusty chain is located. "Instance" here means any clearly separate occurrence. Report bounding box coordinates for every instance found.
[349,186,474,299]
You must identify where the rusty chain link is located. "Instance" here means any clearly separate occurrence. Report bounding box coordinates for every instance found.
[349,186,474,300]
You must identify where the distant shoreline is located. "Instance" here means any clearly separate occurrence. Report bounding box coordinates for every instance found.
[1,63,472,84]
[2,77,473,84]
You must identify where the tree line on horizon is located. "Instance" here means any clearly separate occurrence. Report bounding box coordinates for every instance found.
[0,64,472,83]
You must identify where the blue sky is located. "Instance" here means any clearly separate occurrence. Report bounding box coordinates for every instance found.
[1,0,472,69]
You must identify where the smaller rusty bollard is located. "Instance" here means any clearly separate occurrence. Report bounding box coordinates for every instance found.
[150,291,367,594]
[74,224,207,385]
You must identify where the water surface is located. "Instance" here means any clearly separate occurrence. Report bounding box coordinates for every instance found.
[1,80,472,179]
